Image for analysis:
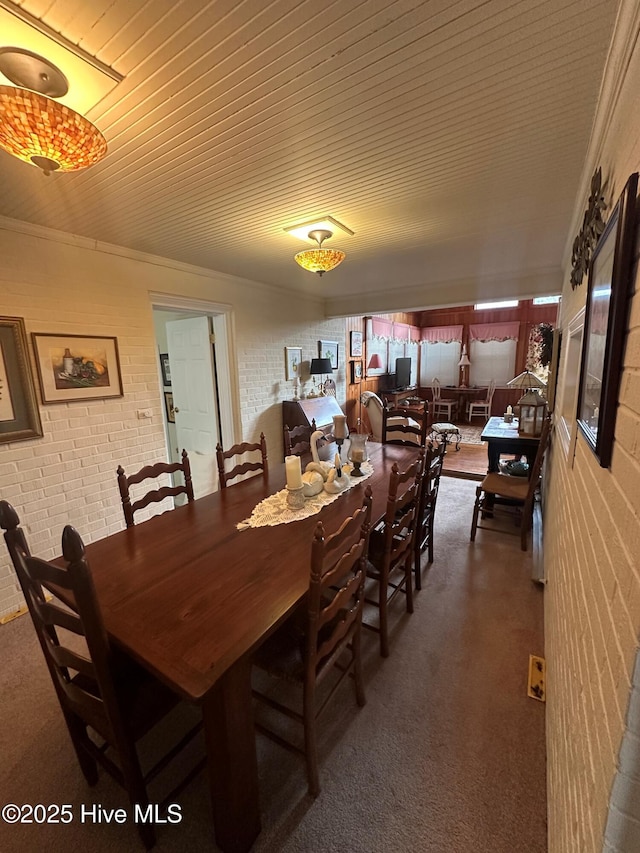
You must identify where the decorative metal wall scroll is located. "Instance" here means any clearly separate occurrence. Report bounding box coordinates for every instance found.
[570,167,607,289]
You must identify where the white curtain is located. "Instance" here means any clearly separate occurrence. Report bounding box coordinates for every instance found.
[469,339,516,385]
[419,341,461,386]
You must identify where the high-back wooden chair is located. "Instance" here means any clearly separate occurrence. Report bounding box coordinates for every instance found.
[216,433,268,488]
[283,419,317,458]
[470,415,552,550]
[364,452,424,657]
[414,441,446,589]
[468,379,496,422]
[0,501,203,849]
[252,488,373,796]
[431,377,458,422]
[382,400,429,446]
[117,449,194,527]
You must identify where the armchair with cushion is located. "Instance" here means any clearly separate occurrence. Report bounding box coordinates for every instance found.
[360,392,423,444]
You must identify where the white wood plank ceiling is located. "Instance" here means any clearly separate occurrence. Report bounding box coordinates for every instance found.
[0,0,619,312]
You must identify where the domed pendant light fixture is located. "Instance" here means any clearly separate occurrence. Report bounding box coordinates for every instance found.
[294,229,346,276]
[0,48,107,175]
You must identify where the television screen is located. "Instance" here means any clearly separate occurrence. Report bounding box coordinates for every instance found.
[395,357,411,390]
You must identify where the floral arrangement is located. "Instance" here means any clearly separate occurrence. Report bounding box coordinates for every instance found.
[526,323,554,382]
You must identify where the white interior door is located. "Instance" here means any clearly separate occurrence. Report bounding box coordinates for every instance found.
[166,316,220,497]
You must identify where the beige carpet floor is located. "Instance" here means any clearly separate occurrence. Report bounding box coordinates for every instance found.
[0,476,546,852]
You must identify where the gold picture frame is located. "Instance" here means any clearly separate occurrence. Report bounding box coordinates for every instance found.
[0,317,43,443]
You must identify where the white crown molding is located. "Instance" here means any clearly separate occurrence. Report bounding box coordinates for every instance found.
[0,214,325,306]
[562,0,640,267]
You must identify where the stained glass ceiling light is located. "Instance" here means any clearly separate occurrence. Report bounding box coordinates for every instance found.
[294,230,346,277]
[0,49,107,176]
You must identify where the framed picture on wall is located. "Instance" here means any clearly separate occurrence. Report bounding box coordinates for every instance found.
[284,346,302,381]
[350,360,363,384]
[350,330,363,357]
[159,352,171,386]
[32,333,124,404]
[318,340,339,370]
[164,391,176,423]
[0,316,43,444]
[576,171,638,468]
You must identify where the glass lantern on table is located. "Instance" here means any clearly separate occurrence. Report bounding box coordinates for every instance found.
[347,433,368,477]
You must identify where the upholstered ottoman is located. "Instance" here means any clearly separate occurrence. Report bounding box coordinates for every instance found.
[429,422,461,451]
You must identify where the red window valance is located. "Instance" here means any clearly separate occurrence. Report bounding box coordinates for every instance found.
[420,325,463,344]
[468,321,519,342]
[371,317,393,338]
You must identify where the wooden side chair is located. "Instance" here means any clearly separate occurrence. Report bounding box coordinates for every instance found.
[252,488,372,796]
[470,415,551,551]
[364,452,424,657]
[117,449,194,527]
[431,377,458,422]
[0,501,204,850]
[382,400,429,446]
[414,441,446,589]
[284,419,317,458]
[216,433,268,488]
[468,379,496,423]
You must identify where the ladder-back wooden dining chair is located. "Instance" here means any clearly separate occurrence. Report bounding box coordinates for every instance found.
[283,419,317,458]
[364,452,424,657]
[470,415,551,551]
[381,400,429,446]
[216,433,268,488]
[0,501,204,850]
[431,377,458,422]
[414,442,446,589]
[468,379,496,423]
[117,449,194,527]
[252,488,372,796]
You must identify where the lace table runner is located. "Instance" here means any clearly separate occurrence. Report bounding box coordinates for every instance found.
[237,462,373,530]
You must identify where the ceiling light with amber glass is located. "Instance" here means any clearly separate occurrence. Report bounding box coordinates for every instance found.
[0,49,107,176]
[294,229,346,277]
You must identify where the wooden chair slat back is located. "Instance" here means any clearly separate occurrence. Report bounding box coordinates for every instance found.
[117,449,194,526]
[382,401,429,447]
[524,416,552,504]
[284,419,317,457]
[380,455,424,564]
[306,490,372,673]
[0,502,122,742]
[216,433,268,488]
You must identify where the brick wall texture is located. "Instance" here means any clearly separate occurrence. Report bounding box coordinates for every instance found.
[0,228,343,618]
[545,11,640,852]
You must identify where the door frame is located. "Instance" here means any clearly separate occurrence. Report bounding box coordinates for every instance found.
[149,293,239,451]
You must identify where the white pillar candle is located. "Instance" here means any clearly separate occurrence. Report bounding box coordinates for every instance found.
[506,405,513,415]
[285,455,303,489]
[333,414,347,439]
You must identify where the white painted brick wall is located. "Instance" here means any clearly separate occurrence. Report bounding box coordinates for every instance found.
[545,14,640,852]
[0,226,344,618]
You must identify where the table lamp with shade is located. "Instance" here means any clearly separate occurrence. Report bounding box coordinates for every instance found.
[366,353,382,374]
[507,370,547,436]
[308,357,333,397]
[458,346,471,387]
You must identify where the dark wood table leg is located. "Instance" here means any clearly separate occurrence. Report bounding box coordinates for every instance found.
[203,655,261,853]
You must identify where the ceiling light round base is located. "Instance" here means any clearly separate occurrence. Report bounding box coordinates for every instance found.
[0,47,69,97]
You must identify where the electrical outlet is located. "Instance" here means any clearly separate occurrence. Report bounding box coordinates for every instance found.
[136,408,153,419]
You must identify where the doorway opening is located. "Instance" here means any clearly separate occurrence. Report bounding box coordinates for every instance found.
[151,294,238,499]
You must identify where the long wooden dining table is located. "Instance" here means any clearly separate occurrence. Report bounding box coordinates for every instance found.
[70,440,421,852]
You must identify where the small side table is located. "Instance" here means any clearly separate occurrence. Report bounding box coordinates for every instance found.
[429,422,461,451]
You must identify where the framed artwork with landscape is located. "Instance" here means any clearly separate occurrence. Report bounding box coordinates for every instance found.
[576,171,638,468]
[0,316,43,444]
[32,333,124,404]
[318,340,339,370]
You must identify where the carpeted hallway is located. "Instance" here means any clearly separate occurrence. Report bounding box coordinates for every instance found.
[0,476,546,852]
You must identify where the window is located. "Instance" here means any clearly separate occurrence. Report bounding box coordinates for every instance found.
[473,299,519,310]
[420,342,460,386]
[469,339,516,385]
[533,295,561,305]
